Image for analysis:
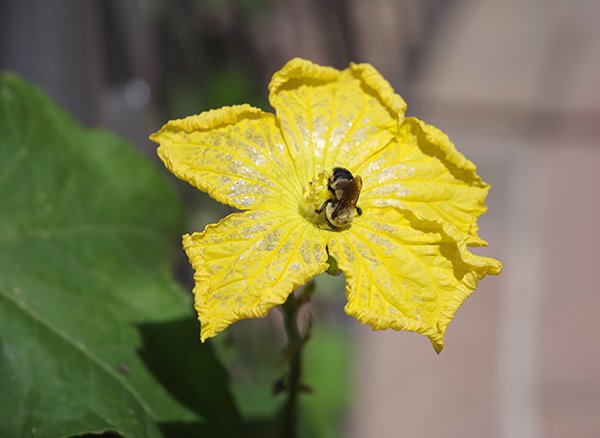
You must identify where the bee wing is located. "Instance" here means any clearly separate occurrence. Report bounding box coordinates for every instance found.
[331,176,362,218]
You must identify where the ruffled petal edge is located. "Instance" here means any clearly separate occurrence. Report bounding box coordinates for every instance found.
[348,62,407,121]
[183,214,329,341]
[268,58,407,123]
[151,104,286,210]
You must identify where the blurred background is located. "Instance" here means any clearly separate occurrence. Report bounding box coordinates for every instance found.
[1,0,599,437]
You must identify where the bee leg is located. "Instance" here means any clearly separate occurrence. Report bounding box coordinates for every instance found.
[356,206,363,216]
[315,199,333,214]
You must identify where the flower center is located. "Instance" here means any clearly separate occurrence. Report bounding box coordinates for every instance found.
[300,170,330,224]
[303,170,330,213]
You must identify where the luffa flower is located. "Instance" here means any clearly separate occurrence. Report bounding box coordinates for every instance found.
[150,58,501,352]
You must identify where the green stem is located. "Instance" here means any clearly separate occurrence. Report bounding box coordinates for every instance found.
[281,294,301,437]
[279,282,314,438]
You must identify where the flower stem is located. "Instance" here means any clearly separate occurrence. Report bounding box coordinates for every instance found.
[278,281,315,438]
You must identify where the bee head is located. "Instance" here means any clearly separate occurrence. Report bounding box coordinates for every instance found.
[329,167,355,200]
[331,167,354,182]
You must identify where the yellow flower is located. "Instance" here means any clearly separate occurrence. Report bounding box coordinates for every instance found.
[150,58,501,352]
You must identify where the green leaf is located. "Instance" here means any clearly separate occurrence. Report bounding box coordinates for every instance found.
[0,74,239,437]
[139,318,243,437]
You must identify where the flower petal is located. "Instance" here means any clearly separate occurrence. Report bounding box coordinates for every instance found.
[358,117,491,245]
[268,58,406,181]
[326,208,501,352]
[183,211,328,341]
[150,104,302,210]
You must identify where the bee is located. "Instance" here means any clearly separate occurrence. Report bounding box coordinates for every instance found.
[315,167,363,228]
